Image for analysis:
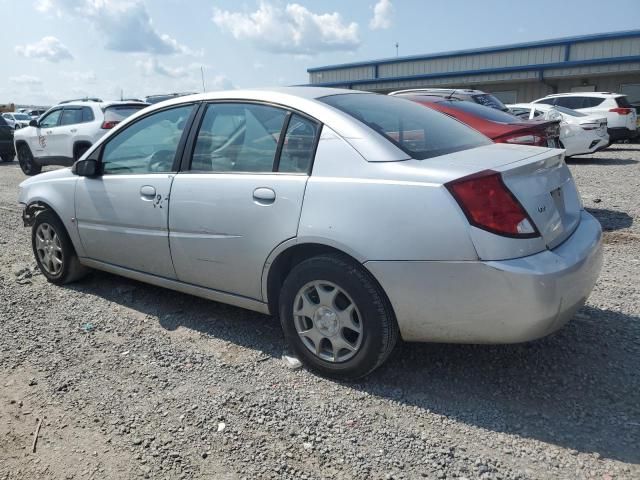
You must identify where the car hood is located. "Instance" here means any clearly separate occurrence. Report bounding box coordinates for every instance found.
[19,167,75,189]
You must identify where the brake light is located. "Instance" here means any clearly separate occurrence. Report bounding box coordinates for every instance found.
[609,108,632,115]
[101,120,119,129]
[445,170,539,238]
[495,133,545,146]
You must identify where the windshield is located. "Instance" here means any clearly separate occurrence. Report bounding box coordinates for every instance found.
[14,113,30,120]
[320,94,491,160]
[442,100,522,123]
[471,93,508,111]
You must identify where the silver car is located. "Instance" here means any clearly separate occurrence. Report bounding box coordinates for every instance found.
[18,87,603,379]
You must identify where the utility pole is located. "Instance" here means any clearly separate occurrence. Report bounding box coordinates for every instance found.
[201,66,206,93]
[120,88,123,101]
[395,42,399,57]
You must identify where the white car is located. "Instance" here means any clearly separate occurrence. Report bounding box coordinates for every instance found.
[507,103,609,157]
[2,112,32,129]
[14,99,149,175]
[531,92,637,142]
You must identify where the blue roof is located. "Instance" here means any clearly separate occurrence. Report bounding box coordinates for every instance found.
[307,29,640,73]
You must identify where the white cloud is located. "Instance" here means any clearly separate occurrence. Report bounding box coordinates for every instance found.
[207,74,234,91]
[9,75,44,86]
[369,0,393,30]
[36,0,192,55]
[212,1,360,55]
[137,57,189,78]
[62,70,98,83]
[15,36,73,62]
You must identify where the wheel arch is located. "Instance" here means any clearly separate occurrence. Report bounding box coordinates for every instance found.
[263,239,393,319]
[73,140,93,160]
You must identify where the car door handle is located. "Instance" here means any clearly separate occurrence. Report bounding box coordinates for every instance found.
[140,185,156,200]
[70,128,77,133]
[46,130,53,134]
[253,187,276,205]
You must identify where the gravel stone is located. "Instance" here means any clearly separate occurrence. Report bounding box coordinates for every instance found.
[0,145,639,479]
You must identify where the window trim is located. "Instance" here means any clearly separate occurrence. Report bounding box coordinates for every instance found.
[98,102,198,176]
[182,100,323,176]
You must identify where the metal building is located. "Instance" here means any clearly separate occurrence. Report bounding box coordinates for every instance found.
[307,30,640,104]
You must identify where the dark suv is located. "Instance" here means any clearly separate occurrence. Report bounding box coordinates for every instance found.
[0,115,15,162]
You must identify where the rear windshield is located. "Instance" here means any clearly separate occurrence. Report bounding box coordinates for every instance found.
[442,100,522,123]
[471,93,507,111]
[13,113,30,120]
[104,105,147,122]
[320,93,491,160]
[615,96,632,108]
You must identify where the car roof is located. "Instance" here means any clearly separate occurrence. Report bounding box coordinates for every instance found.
[542,92,624,98]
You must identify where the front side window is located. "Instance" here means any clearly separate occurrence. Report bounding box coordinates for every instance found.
[320,94,491,160]
[191,103,287,172]
[278,114,319,173]
[101,105,193,175]
[39,109,62,128]
[60,108,83,126]
[536,98,556,106]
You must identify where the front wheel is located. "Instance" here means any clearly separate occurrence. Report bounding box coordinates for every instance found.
[279,254,398,379]
[32,210,88,284]
[17,144,41,175]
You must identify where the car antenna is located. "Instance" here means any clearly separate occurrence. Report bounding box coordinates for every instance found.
[446,89,457,100]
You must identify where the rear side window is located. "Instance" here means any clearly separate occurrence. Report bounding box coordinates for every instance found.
[60,108,83,126]
[615,96,632,108]
[82,107,94,122]
[440,100,522,123]
[583,97,605,108]
[471,94,507,111]
[192,103,288,172]
[278,114,320,173]
[554,97,584,109]
[320,94,490,160]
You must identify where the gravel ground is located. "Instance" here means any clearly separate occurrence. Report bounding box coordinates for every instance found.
[0,145,638,480]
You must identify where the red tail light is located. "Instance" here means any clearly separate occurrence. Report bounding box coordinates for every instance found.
[609,107,632,115]
[101,120,119,129]
[494,132,545,146]
[445,170,539,238]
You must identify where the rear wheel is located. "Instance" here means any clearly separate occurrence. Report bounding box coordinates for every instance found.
[279,254,398,379]
[32,210,88,284]
[17,144,41,175]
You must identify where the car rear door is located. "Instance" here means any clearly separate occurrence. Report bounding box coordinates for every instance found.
[168,102,321,300]
[75,104,196,278]
[57,107,85,160]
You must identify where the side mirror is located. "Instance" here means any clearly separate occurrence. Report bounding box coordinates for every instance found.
[29,119,38,127]
[72,159,100,177]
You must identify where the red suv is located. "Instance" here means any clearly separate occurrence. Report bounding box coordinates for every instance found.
[400,95,561,148]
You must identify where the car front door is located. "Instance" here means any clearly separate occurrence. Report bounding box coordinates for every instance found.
[32,108,62,159]
[75,104,196,278]
[168,103,321,300]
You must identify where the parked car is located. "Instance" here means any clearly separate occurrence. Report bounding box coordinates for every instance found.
[390,88,509,111]
[508,103,609,157]
[531,92,637,142]
[0,115,15,162]
[145,92,197,104]
[27,109,47,119]
[14,99,150,175]
[399,94,561,147]
[18,88,603,379]
[2,112,32,129]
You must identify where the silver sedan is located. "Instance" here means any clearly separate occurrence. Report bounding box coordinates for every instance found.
[18,87,603,379]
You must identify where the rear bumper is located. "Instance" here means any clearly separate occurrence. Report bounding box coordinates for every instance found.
[607,127,638,142]
[365,211,603,343]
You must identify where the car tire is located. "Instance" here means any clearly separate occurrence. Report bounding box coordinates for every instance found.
[279,253,398,379]
[17,144,42,176]
[32,210,89,285]
[0,151,15,162]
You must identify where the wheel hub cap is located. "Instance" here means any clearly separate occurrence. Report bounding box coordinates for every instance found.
[314,307,339,336]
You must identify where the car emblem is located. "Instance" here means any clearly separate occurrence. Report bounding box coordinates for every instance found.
[537,205,546,213]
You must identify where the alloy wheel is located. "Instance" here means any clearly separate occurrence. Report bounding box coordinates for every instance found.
[293,281,363,362]
[35,223,63,276]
